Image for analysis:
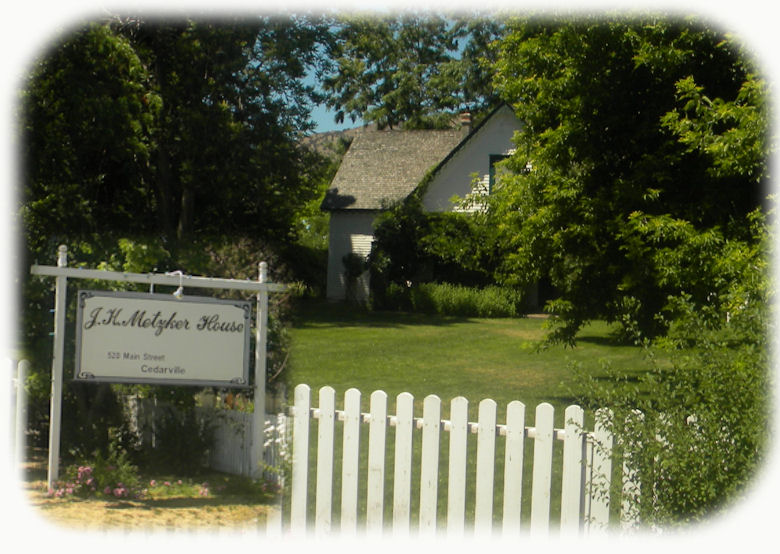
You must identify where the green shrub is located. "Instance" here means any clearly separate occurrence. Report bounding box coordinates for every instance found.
[383,282,413,311]
[404,282,524,317]
[53,445,143,499]
[576,211,771,526]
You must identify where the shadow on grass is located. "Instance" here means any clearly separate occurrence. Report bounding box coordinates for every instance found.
[572,333,634,348]
[292,300,474,329]
[107,494,275,510]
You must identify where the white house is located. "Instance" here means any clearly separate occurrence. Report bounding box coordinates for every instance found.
[321,104,523,301]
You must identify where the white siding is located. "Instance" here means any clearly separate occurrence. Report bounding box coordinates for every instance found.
[326,211,379,301]
[422,105,522,213]
[350,233,374,257]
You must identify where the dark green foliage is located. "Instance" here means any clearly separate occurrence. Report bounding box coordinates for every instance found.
[486,16,772,523]
[60,382,131,459]
[489,16,769,344]
[576,211,771,525]
[341,252,370,305]
[20,16,333,255]
[20,23,159,251]
[323,13,505,129]
[369,191,500,309]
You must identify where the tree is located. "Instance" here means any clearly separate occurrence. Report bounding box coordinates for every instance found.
[488,16,772,522]
[21,15,333,252]
[17,15,333,458]
[119,16,332,242]
[322,13,505,129]
[488,16,770,343]
[577,208,771,525]
[20,22,160,254]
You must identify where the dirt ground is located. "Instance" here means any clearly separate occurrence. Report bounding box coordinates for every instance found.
[18,452,278,534]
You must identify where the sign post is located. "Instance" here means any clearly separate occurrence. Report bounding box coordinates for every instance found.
[31,246,286,488]
[47,245,67,491]
[251,262,269,479]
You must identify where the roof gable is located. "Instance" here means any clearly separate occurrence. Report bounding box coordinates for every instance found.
[422,105,522,212]
[321,105,520,212]
[322,127,466,211]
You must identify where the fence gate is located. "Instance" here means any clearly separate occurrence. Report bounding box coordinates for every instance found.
[287,384,636,536]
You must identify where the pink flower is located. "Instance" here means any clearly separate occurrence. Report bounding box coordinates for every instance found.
[164,481,170,487]
[149,480,156,486]
[104,486,112,495]
[77,466,92,482]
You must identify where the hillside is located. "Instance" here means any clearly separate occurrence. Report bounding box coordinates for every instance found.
[300,124,372,157]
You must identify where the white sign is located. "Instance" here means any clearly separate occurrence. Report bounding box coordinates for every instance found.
[75,291,251,387]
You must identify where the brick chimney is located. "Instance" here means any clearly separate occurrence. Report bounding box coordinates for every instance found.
[459,111,472,131]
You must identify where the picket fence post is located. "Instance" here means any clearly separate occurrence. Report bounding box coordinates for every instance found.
[341,388,361,534]
[392,392,414,534]
[561,404,585,534]
[620,410,644,530]
[584,408,614,534]
[474,398,497,534]
[290,383,311,531]
[501,400,525,535]
[446,396,469,535]
[315,386,336,534]
[419,394,441,534]
[530,402,554,535]
[366,390,388,533]
[15,360,30,465]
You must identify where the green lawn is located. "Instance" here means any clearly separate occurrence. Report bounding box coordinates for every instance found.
[284,301,656,531]
[288,300,654,425]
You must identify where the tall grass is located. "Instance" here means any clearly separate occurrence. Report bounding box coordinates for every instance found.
[384,282,525,317]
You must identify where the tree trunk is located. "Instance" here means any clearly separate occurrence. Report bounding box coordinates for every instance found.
[155,141,175,241]
[177,185,194,241]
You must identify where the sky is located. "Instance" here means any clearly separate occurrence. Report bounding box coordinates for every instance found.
[310,100,365,133]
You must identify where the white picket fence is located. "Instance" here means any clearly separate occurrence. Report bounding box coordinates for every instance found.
[203,407,288,478]
[10,356,639,536]
[125,396,288,480]
[289,384,634,536]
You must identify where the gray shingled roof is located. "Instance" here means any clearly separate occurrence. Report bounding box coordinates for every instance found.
[321,127,468,211]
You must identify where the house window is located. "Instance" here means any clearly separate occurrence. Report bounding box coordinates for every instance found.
[488,154,510,193]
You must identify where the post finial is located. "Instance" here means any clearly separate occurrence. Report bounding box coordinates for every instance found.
[57,245,68,268]
[259,261,268,284]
